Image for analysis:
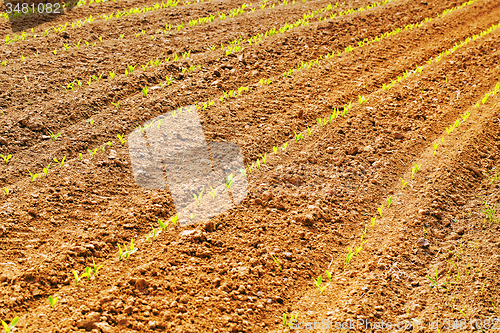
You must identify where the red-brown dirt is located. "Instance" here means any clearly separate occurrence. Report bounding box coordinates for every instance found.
[1,0,500,332]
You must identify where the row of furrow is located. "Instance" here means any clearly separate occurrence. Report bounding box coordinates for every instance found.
[0,0,393,172]
[0,0,334,86]
[0,0,470,178]
[0,0,296,60]
[13,33,500,333]
[0,2,500,326]
[0,0,217,42]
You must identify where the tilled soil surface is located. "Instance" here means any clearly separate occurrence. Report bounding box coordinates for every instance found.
[1,0,500,332]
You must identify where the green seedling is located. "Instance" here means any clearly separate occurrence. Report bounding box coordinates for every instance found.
[401,177,408,189]
[0,154,12,165]
[111,101,120,110]
[194,189,204,205]
[358,95,368,105]
[28,169,39,182]
[307,127,312,135]
[118,238,137,260]
[259,153,267,164]
[377,205,383,217]
[479,197,497,224]
[484,168,498,185]
[1,317,19,333]
[142,85,148,97]
[325,270,332,281]
[345,247,355,268]
[102,146,105,153]
[371,217,376,227]
[88,148,98,157]
[209,187,217,200]
[225,174,234,190]
[48,130,61,141]
[426,266,449,290]
[72,270,89,286]
[86,77,92,86]
[271,255,282,271]
[387,196,392,207]
[117,134,127,145]
[158,218,168,231]
[294,131,304,142]
[48,295,58,309]
[78,153,82,160]
[273,146,278,154]
[170,214,179,227]
[42,163,51,176]
[92,258,103,277]
[53,156,66,169]
[4,187,8,196]
[84,267,92,280]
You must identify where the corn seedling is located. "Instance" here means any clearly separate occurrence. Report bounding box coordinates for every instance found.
[146,225,161,242]
[48,130,61,141]
[28,169,39,182]
[72,270,89,286]
[485,168,497,185]
[142,85,148,97]
[426,266,449,290]
[325,270,332,281]
[345,247,355,268]
[282,142,288,150]
[433,142,439,155]
[158,218,168,230]
[294,131,304,142]
[358,95,368,105]
[479,198,497,224]
[170,214,179,227]
[273,146,278,154]
[3,187,8,196]
[194,189,204,205]
[117,134,127,145]
[271,255,282,270]
[48,295,58,309]
[87,148,98,158]
[42,163,51,177]
[259,153,267,164]
[53,49,57,55]
[225,173,234,190]
[400,177,409,189]
[0,154,12,165]
[209,187,217,200]
[53,156,66,169]
[371,217,376,227]
[387,196,392,207]
[377,205,383,217]
[118,238,137,260]
[1,317,19,333]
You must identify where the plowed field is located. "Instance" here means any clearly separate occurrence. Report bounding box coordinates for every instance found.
[1,0,500,332]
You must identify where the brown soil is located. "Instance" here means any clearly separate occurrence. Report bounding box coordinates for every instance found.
[1,0,500,332]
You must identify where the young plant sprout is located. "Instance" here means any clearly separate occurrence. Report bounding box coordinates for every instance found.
[53,156,66,169]
[433,142,439,155]
[209,187,217,200]
[194,189,204,205]
[170,214,179,227]
[271,255,282,271]
[48,295,58,309]
[142,85,148,97]
[401,177,408,189]
[0,154,12,165]
[273,146,278,154]
[1,316,19,333]
[118,238,137,260]
[117,134,127,145]
[88,148,98,157]
[371,217,376,227]
[42,163,51,177]
[48,130,61,141]
[28,169,40,182]
[4,187,8,195]
[387,196,392,207]
[225,174,234,190]
[377,205,383,217]
[72,270,89,286]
